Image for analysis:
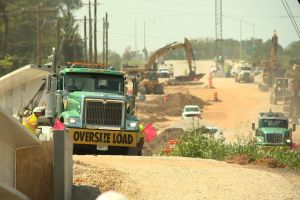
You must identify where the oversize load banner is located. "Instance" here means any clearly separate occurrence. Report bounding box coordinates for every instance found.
[69,128,136,147]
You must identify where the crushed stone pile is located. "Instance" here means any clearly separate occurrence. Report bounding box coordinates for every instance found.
[72,160,140,200]
[142,128,184,156]
[139,93,209,116]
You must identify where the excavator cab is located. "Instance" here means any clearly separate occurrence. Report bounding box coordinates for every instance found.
[142,71,164,94]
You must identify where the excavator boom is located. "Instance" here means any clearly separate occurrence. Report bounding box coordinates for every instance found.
[145,37,195,76]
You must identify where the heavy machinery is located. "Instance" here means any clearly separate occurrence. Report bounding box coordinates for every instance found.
[270,78,292,105]
[141,37,204,93]
[252,110,296,148]
[287,64,300,122]
[258,31,285,91]
[19,61,143,155]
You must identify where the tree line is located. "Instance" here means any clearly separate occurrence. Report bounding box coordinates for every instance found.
[0,0,83,76]
[0,0,299,76]
[121,37,300,70]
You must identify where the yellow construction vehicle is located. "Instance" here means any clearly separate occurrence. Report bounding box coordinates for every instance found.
[142,37,203,94]
[258,31,285,91]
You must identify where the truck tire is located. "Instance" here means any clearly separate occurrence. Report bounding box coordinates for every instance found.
[155,84,164,94]
[127,147,138,156]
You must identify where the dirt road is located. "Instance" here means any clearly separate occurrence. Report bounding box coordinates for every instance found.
[74,155,300,200]
[163,60,299,142]
[74,60,300,199]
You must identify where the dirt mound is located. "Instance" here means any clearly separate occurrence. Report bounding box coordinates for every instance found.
[140,116,168,126]
[225,154,254,165]
[142,128,184,156]
[225,155,286,168]
[254,157,286,168]
[139,93,209,116]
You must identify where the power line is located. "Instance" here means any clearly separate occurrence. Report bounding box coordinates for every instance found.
[281,0,300,39]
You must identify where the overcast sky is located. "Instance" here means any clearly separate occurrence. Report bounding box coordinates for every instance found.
[75,0,300,55]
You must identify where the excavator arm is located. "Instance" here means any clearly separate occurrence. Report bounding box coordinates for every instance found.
[145,37,196,76]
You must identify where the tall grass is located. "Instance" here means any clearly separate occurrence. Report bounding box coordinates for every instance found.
[169,127,300,168]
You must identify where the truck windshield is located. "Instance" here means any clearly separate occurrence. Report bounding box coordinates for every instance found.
[260,119,288,128]
[185,107,200,112]
[241,67,251,71]
[65,73,124,94]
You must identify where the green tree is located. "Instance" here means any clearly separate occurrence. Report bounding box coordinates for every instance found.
[0,0,83,76]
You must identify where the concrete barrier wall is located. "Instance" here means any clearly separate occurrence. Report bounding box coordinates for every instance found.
[0,107,40,200]
[16,142,54,200]
[53,130,73,200]
[0,140,15,187]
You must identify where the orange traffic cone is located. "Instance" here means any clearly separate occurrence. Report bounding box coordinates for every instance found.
[213,92,218,101]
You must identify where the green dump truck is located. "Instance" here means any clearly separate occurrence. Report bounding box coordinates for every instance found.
[252,110,296,148]
[44,63,143,155]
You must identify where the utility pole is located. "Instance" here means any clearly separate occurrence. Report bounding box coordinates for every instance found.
[36,5,41,65]
[22,3,57,66]
[135,19,137,51]
[94,0,97,64]
[105,12,109,65]
[239,19,242,61]
[88,0,93,63]
[55,18,61,70]
[72,32,76,62]
[215,0,224,72]
[84,16,87,62]
[144,21,146,48]
[102,17,105,63]
[143,21,148,59]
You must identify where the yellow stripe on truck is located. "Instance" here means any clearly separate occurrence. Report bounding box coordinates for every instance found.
[69,128,136,147]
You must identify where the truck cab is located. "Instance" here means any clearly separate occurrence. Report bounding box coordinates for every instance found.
[252,111,296,148]
[45,64,142,155]
[235,66,254,83]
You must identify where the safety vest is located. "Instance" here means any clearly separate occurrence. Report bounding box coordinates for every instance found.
[22,114,38,135]
[139,124,145,138]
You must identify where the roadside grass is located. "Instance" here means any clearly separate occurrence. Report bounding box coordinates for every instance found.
[168,127,300,168]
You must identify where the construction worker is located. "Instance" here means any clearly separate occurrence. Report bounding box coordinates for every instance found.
[137,124,145,156]
[22,107,43,135]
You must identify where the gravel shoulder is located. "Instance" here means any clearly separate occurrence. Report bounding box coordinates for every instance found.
[74,155,300,200]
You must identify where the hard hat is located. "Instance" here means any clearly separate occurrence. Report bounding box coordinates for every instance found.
[33,107,43,113]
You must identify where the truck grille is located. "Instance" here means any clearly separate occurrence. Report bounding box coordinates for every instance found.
[265,133,283,144]
[85,99,124,127]
[244,73,250,78]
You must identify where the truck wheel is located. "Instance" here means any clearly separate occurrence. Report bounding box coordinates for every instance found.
[127,147,138,156]
[108,146,129,155]
[155,84,164,94]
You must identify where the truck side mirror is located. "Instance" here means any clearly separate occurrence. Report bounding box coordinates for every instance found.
[251,122,256,130]
[293,123,296,132]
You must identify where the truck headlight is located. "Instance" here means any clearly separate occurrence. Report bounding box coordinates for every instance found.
[257,137,264,143]
[286,139,291,143]
[129,122,138,128]
[65,117,78,124]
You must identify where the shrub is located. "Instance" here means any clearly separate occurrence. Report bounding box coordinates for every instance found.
[168,127,300,168]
